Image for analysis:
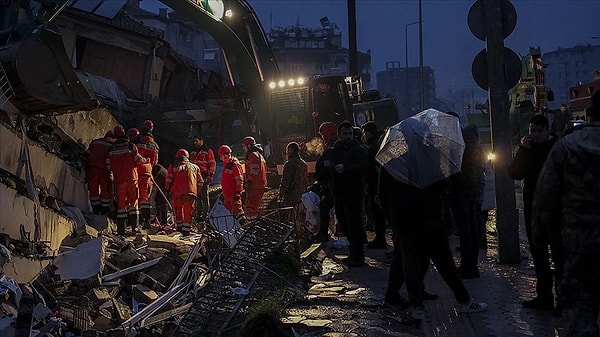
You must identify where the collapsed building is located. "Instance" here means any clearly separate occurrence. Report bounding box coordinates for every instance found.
[0,1,312,336]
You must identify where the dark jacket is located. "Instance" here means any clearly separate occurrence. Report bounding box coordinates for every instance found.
[279,153,308,205]
[507,133,558,200]
[330,138,368,194]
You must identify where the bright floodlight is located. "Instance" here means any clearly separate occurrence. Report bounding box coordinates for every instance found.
[288,79,295,86]
[487,152,495,161]
[278,80,285,88]
[225,9,233,18]
[297,77,305,85]
[268,82,276,89]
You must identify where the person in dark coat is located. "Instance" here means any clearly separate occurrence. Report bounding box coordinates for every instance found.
[450,124,485,279]
[508,113,561,311]
[532,90,600,335]
[361,121,387,248]
[329,121,368,267]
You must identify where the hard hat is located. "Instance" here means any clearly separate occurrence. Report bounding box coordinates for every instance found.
[127,128,139,138]
[104,130,115,139]
[218,145,232,156]
[142,119,154,132]
[242,136,256,146]
[318,122,337,141]
[175,149,189,158]
[113,125,126,137]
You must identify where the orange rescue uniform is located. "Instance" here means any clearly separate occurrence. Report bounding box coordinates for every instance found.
[134,132,159,227]
[165,158,203,235]
[86,135,114,213]
[106,137,147,233]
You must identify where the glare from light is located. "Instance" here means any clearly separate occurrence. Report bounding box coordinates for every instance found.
[297,77,305,85]
[225,9,233,18]
[487,152,495,161]
[208,0,224,19]
[268,82,276,89]
[278,80,285,88]
[288,79,295,86]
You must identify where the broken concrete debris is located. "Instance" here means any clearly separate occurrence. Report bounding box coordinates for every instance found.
[1,230,210,337]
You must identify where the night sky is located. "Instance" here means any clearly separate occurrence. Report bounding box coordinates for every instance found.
[141,0,600,99]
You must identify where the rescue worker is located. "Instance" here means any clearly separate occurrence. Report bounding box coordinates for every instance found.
[242,136,267,220]
[361,121,387,248]
[165,149,203,236]
[134,120,160,229]
[86,130,114,214]
[127,128,140,142]
[190,135,216,221]
[106,125,149,235]
[218,145,246,227]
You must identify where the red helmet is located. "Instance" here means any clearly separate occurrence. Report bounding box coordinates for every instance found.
[127,128,139,138]
[175,149,189,158]
[319,122,337,142]
[242,136,256,146]
[142,119,154,132]
[113,125,126,137]
[218,145,232,156]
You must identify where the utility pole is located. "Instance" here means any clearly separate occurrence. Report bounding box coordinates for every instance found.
[482,0,520,263]
[347,0,358,77]
[418,0,424,111]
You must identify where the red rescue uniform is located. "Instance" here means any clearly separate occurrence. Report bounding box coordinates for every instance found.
[165,157,203,235]
[134,132,160,227]
[221,156,245,216]
[86,135,114,213]
[106,136,147,234]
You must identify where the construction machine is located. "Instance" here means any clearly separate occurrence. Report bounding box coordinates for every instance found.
[508,47,554,142]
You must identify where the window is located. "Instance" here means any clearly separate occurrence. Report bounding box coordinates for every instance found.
[179,30,192,47]
[204,49,220,61]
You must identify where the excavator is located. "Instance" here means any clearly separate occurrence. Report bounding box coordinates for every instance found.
[507,47,553,142]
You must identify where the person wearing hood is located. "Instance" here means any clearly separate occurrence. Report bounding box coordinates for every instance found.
[532,90,600,334]
[508,114,561,312]
[165,149,203,236]
[242,136,267,221]
[278,142,308,224]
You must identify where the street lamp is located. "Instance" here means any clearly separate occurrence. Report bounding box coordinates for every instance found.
[405,21,419,115]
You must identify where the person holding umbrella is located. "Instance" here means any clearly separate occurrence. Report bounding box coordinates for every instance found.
[376,109,488,321]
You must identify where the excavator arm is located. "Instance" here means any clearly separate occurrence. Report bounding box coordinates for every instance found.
[158,0,279,134]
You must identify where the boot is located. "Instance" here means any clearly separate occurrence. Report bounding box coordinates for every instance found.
[128,213,139,234]
[140,208,151,229]
[92,204,103,215]
[116,218,126,235]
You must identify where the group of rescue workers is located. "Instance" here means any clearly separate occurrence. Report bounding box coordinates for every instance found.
[85,120,268,236]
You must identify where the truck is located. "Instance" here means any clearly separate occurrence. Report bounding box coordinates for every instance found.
[266,74,397,173]
[568,77,600,121]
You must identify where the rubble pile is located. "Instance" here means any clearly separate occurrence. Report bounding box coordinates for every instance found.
[3,227,212,337]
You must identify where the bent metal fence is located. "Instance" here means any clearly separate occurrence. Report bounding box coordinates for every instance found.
[173,205,295,337]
